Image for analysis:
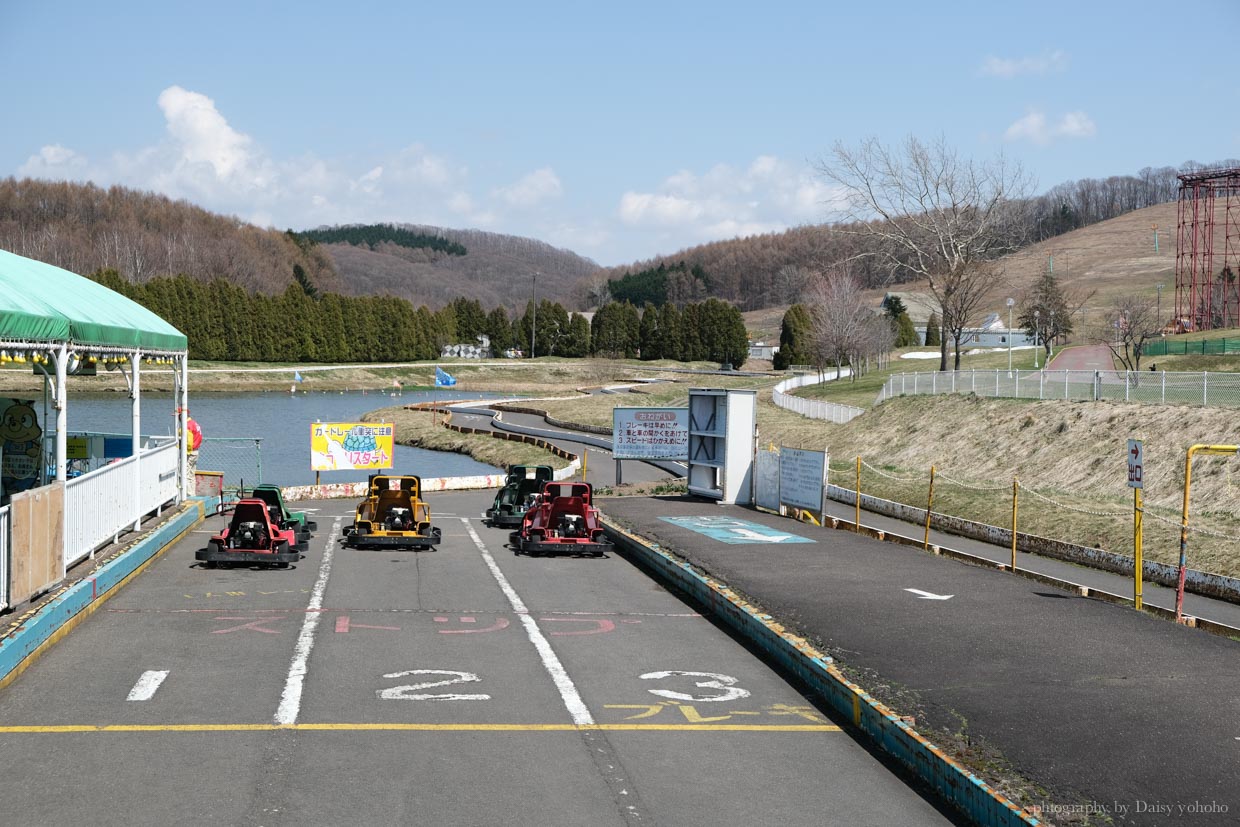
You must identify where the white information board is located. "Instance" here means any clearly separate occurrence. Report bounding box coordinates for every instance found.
[779,447,827,512]
[613,407,689,461]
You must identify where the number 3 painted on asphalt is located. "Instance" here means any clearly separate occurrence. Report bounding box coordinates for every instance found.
[639,671,750,702]
[378,669,490,700]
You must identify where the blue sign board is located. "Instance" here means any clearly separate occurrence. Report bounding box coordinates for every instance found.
[659,515,813,545]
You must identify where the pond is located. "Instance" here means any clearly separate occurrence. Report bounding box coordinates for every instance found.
[34,388,505,487]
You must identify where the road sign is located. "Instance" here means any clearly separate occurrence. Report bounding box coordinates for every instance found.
[613,407,689,461]
[659,516,813,545]
[1127,439,1143,489]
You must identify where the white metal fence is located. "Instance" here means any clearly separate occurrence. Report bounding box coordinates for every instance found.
[63,441,179,568]
[0,504,9,612]
[878,369,1240,408]
[772,371,865,423]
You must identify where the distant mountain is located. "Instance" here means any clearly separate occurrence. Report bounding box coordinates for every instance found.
[0,178,341,296]
[314,223,600,312]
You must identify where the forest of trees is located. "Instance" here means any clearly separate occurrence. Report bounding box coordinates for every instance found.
[299,224,467,256]
[0,178,341,295]
[89,269,749,368]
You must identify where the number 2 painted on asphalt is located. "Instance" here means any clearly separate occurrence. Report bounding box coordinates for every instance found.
[639,671,750,702]
[378,669,491,700]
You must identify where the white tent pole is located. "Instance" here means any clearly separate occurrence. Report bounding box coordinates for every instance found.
[180,356,189,497]
[132,349,141,531]
[55,344,67,483]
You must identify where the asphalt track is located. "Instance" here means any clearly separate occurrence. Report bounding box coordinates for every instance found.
[0,491,955,827]
[600,497,1240,825]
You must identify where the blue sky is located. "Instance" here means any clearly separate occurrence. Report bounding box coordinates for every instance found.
[2,0,1237,267]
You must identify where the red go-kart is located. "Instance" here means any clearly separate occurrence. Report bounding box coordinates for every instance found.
[508,482,612,557]
[196,498,302,568]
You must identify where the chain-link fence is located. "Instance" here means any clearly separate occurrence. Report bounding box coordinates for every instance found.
[197,437,263,495]
[878,369,1240,408]
[1144,337,1240,356]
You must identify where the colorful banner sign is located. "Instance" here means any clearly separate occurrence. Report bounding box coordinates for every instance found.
[311,422,395,472]
[613,407,689,461]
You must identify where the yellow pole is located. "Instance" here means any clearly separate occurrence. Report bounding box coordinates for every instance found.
[1010,477,1019,571]
[923,465,935,550]
[1176,444,1238,621]
[582,451,588,482]
[1134,486,1143,610]
[855,456,861,532]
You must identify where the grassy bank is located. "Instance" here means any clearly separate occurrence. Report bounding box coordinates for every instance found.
[0,357,740,395]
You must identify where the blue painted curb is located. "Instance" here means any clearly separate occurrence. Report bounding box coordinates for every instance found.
[0,501,204,687]
[604,520,1040,827]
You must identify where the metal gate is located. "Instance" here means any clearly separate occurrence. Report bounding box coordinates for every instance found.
[755,447,780,512]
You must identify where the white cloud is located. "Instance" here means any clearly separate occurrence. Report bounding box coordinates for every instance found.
[17,144,89,177]
[619,192,705,225]
[616,155,833,248]
[1004,109,1097,145]
[158,85,257,179]
[981,50,1069,78]
[495,167,563,207]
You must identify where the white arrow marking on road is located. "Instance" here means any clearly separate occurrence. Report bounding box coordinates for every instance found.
[905,588,954,600]
[729,528,792,543]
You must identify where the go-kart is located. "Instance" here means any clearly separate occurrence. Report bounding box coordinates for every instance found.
[342,474,442,550]
[484,464,554,528]
[251,483,317,547]
[508,481,612,557]
[196,498,301,568]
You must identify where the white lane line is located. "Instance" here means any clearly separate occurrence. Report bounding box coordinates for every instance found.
[127,671,170,701]
[274,518,341,726]
[461,518,594,726]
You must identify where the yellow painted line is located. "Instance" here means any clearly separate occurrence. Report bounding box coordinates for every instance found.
[0,723,841,734]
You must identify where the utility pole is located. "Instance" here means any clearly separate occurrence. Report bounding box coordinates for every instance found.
[530,271,537,359]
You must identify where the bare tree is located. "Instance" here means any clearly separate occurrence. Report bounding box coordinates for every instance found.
[940,261,1004,370]
[804,267,889,381]
[1097,296,1159,375]
[817,135,1034,372]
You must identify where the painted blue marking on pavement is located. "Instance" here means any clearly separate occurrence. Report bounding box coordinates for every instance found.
[659,516,813,545]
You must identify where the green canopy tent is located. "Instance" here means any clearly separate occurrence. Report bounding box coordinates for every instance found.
[0,248,190,536]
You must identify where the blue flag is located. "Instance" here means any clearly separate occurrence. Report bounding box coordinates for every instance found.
[435,366,456,387]
[294,370,304,383]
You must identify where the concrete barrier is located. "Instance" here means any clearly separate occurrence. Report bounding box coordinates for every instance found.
[0,500,205,690]
[602,519,1041,827]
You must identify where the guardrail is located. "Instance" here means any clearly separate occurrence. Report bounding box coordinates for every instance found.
[63,442,180,568]
[772,371,864,423]
[878,368,1240,408]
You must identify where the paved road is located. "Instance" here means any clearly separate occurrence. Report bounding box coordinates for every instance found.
[0,491,954,826]
[449,405,680,487]
[1046,344,1115,372]
[601,497,1240,825]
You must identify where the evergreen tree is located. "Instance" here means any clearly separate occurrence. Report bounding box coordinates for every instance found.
[656,303,683,361]
[639,302,660,360]
[894,312,919,347]
[484,306,511,352]
[924,312,941,347]
[773,304,813,369]
[561,313,592,358]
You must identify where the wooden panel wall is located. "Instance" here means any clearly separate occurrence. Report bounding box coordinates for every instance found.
[9,482,64,604]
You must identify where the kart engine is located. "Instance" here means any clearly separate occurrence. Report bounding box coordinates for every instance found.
[558,514,585,538]
[385,507,413,531]
[233,521,268,549]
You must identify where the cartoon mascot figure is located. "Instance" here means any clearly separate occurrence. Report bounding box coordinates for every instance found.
[0,401,43,501]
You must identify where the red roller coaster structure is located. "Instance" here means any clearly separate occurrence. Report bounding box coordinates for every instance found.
[1175,168,1240,332]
